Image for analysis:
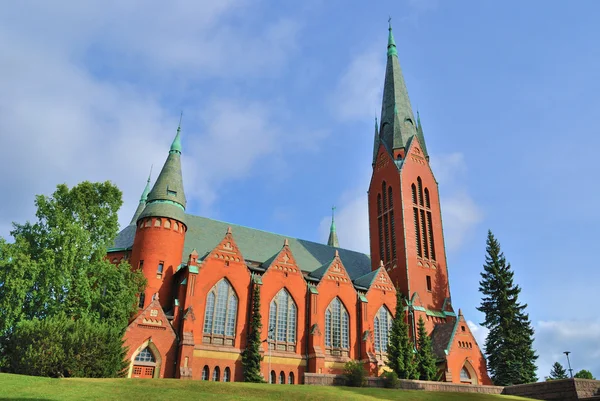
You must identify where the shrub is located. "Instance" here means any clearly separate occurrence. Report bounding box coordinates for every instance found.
[344,360,366,387]
[381,370,399,388]
[7,314,127,378]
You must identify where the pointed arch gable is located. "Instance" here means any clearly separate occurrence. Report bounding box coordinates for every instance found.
[205,227,246,267]
[268,287,298,345]
[314,253,353,289]
[324,297,350,351]
[262,241,303,280]
[128,339,162,378]
[203,278,239,341]
[460,359,478,384]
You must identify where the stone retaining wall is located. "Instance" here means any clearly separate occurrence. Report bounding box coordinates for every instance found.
[304,373,600,400]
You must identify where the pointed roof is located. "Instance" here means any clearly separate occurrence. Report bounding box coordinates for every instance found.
[372,117,380,165]
[327,206,339,248]
[129,170,152,225]
[379,21,418,155]
[416,110,429,160]
[139,123,187,223]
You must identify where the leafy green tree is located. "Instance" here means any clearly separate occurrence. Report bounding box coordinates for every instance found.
[0,181,145,371]
[478,230,538,385]
[387,290,418,379]
[8,314,127,377]
[546,362,568,381]
[343,360,367,387]
[241,283,264,382]
[574,369,595,380]
[416,316,438,381]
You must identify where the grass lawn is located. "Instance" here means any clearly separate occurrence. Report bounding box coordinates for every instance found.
[0,373,530,401]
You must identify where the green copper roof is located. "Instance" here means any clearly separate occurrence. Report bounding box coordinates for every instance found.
[372,117,380,165]
[327,207,339,248]
[379,22,418,155]
[139,126,186,223]
[129,172,152,225]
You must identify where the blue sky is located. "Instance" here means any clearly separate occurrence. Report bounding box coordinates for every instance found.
[1,0,599,379]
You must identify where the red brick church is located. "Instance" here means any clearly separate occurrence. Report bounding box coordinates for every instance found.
[107,24,491,385]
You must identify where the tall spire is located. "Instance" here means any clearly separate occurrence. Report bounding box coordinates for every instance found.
[139,121,187,224]
[379,20,418,156]
[327,206,340,248]
[130,168,153,225]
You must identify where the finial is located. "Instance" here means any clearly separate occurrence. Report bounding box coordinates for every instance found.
[170,112,183,154]
[178,111,183,132]
[148,165,153,183]
[387,18,398,57]
[284,238,289,246]
[226,226,232,235]
[335,249,339,258]
[332,205,336,222]
[379,260,384,268]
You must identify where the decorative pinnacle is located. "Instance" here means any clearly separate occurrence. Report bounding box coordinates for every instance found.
[170,112,183,154]
[284,238,289,246]
[140,166,153,202]
[387,18,398,57]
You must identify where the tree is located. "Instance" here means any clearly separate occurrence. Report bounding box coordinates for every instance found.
[0,182,146,372]
[477,230,538,385]
[546,362,568,381]
[387,290,418,379]
[416,316,438,381]
[574,369,596,380]
[241,283,264,382]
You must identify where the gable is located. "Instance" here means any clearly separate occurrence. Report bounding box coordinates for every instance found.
[127,298,176,339]
[204,227,245,266]
[263,240,302,278]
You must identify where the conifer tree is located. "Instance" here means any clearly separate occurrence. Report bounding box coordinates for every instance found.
[546,362,568,381]
[416,316,438,381]
[478,230,538,385]
[387,290,418,379]
[241,283,264,382]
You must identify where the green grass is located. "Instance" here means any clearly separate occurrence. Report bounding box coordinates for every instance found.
[0,373,530,401]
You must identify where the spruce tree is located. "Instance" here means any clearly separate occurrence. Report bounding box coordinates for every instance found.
[478,230,538,385]
[416,316,438,381]
[387,290,418,379]
[546,362,568,381]
[241,283,264,382]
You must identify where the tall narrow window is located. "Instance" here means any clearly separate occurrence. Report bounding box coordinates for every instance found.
[411,184,417,204]
[424,188,430,208]
[378,216,384,262]
[203,279,238,340]
[420,209,429,259]
[138,292,145,309]
[202,366,209,380]
[417,177,423,206]
[223,367,231,382]
[426,275,432,292]
[157,262,164,275]
[324,298,349,350]
[383,214,390,262]
[268,289,297,346]
[390,210,397,261]
[374,306,393,352]
[388,187,393,209]
[288,372,295,384]
[212,366,220,381]
[427,211,436,261]
[414,208,422,257]
[378,183,395,264]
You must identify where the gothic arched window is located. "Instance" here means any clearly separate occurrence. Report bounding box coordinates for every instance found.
[373,306,393,352]
[268,289,297,345]
[212,366,220,381]
[325,297,349,351]
[223,367,231,382]
[202,365,209,380]
[203,279,238,339]
[134,347,155,362]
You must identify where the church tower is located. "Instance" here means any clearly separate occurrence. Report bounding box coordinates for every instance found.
[368,23,451,329]
[130,124,187,311]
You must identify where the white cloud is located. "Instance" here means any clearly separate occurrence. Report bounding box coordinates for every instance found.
[329,48,384,121]
[467,320,489,351]
[0,1,302,238]
[431,153,483,252]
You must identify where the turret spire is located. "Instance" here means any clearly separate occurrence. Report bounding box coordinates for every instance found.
[379,20,419,157]
[327,206,340,248]
[416,110,429,159]
[139,120,187,224]
[129,168,153,225]
[372,117,380,165]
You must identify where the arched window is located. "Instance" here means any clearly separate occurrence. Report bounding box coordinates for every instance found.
[269,289,297,346]
[377,194,382,214]
[279,371,285,384]
[411,184,417,204]
[134,347,155,362]
[288,372,295,384]
[212,366,220,381]
[373,306,393,353]
[144,219,151,227]
[388,187,393,209]
[223,367,231,382]
[325,298,349,351]
[417,177,423,206]
[164,219,171,229]
[173,221,178,231]
[424,188,430,208]
[270,370,276,384]
[202,366,209,380]
[460,367,470,381]
[203,279,238,339]
[382,181,387,210]
[154,218,161,227]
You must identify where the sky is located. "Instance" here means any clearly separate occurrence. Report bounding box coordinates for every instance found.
[1,0,599,379]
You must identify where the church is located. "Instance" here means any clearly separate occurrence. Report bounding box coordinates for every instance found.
[107,23,492,385]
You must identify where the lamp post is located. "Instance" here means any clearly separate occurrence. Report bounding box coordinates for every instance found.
[263,326,275,383]
[563,351,574,378]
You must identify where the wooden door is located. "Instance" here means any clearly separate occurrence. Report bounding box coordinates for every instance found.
[132,365,155,378]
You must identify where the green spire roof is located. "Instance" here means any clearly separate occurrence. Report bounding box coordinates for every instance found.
[129,170,152,225]
[372,117,380,165]
[139,124,187,224]
[327,206,339,248]
[379,20,419,156]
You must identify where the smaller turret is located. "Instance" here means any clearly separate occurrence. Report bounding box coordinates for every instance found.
[327,206,340,248]
[130,170,153,225]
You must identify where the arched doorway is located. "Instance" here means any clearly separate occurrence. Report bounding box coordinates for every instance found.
[132,347,156,379]
[129,340,162,379]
